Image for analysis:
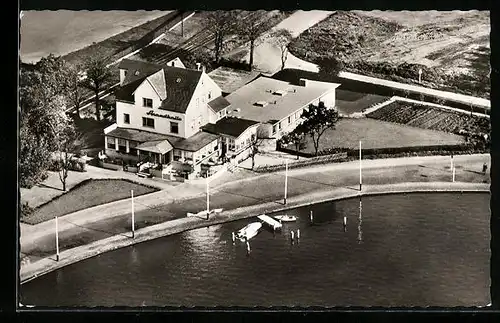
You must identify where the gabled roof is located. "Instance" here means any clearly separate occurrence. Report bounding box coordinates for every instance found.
[119,59,163,85]
[158,67,202,113]
[114,59,203,113]
[202,116,259,138]
[207,96,231,113]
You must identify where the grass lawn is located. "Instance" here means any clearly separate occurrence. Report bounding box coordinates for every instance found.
[299,118,464,154]
[336,89,389,115]
[22,179,160,225]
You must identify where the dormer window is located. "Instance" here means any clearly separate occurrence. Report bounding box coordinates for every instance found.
[134,70,140,76]
[143,98,153,108]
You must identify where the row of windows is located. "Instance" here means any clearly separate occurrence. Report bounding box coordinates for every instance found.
[272,108,307,134]
[124,113,179,134]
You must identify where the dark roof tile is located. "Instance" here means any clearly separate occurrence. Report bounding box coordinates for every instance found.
[207,96,231,112]
[201,117,259,138]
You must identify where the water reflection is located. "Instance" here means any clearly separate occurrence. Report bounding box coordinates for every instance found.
[20,193,490,307]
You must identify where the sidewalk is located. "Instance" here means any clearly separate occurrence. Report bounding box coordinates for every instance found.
[20,180,489,283]
[20,154,490,258]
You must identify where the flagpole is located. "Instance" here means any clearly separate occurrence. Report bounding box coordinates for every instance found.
[284,159,288,205]
[359,140,362,192]
[206,176,210,219]
[131,190,135,238]
[55,216,59,261]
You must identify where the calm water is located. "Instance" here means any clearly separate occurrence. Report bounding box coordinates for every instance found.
[20,193,491,307]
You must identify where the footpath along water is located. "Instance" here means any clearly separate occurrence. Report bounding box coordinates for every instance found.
[20,192,490,307]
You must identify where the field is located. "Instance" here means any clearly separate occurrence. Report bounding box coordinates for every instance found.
[299,118,464,154]
[20,10,170,64]
[22,179,159,225]
[335,89,389,115]
[366,101,491,135]
[288,10,490,98]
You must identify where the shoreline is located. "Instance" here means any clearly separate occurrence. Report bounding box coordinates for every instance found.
[20,181,489,284]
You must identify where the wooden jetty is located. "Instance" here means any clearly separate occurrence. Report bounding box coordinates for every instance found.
[257,214,282,231]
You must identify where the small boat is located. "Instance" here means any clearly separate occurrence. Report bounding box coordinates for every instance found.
[274,215,297,222]
[236,222,262,242]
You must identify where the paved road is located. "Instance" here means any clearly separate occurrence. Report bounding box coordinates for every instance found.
[20,153,490,259]
[225,10,332,74]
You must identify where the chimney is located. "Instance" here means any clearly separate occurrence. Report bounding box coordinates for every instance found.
[196,62,201,71]
[274,100,277,104]
[293,89,296,93]
[299,78,308,87]
[202,66,206,73]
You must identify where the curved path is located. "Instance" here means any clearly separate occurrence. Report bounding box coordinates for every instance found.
[20,153,490,283]
[225,10,331,74]
[21,181,489,283]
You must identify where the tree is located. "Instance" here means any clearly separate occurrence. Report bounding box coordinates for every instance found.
[81,55,113,121]
[205,11,237,63]
[249,128,267,170]
[280,124,307,159]
[54,127,82,191]
[316,54,344,79]
[300,102,340,157]
[19,54,73,188]
[66,63,86,119]
[236,11,281,71]
[269,29,293,71]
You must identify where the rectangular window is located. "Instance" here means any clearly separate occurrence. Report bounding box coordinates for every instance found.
[278,122,282,130]
[288,116,291,124]
[124,113,130,124]
[143,98,153,108]
[170,122,179,134]
[273,124,277,134]
[107,137,115,149]
[142,117,155,128]
[185,151,193,161]
[208,91,212,100]
[173,149,182,161]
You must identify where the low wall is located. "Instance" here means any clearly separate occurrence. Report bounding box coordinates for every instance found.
[20,182,489,284]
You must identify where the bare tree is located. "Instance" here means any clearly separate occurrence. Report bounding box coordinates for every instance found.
[269,29,293,71]
[205,11,237,63]
[81,56,113,121]
[55,127,83,191]
[249,128,267,170]
[236,11,281,71]
[66,64,86,119]
[301,102,340,156]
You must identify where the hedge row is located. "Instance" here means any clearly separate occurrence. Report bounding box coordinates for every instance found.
[254,153,348,173]
[256,145,488,174]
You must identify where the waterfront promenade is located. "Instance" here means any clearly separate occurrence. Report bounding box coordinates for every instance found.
[20,153,490,283]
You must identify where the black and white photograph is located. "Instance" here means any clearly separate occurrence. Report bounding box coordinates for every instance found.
[18,6,492,308]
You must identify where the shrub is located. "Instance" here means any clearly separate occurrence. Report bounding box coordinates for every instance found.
[20,202,34,218]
